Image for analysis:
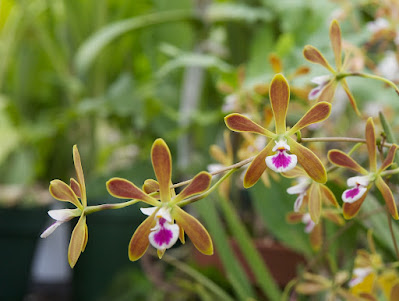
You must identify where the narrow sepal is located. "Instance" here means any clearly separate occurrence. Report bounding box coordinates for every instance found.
[320,184,339,208]
[296,282,327,295]
[151,139,172,203]
[174,172,211,203]
[179,227,185,244]
[269,74,290,134]
[341,79,361,116]
[380,145,398,171]
[375,177,399,220]
[342,191,369,219]
[328,150,368,174]
[286,212,304,223]
[173,206,213,255]
[107,178,156,205]
[82,223,88,252]
[303,45,335,72]
[323,210,345,225]
[49,180,82,209]
[243,140,274,188]
[288,138,327,183]
[73,145,86,206]
[365,118,377,172]
[142,179,159,195]
[310,223,322,251]
[330,20,342,70]
[68,214,86,268]
[282,166,307,178]
[289,102,331,134]
[224,113,274,137]
[157,249,166,259]
[128,214,156,261]
[70,178,82,199]
[318,80,337,103]
[309,184,321,224]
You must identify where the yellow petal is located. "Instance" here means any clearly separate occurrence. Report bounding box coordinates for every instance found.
[49,180,82,209]
[303,45,335,73]
[375,177,399,220]
[151,138,172,203]
[330,19,342,70]
[128,215,156,261]
[289,101,331,134]
[73,145,87,207]
[68,214,86,268]
[309,183,321,224]
[224,113,275,137]
[269,74,290,134]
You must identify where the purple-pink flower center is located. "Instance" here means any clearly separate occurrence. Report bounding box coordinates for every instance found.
[272,150,292,168]
[345,186,360,199]
[153,218,173,247]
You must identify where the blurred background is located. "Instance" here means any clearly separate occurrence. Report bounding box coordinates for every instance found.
[1,0,399,300]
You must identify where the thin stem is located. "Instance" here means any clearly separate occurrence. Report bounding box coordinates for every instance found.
[387,208,399,260]
[84,199,140,215]
[349,72,399,96]
[380,167,399,177]
[301,137,394,147]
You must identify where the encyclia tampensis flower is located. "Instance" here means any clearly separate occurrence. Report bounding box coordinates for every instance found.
[106,138,213,261]
[328,117,398,219]
[224,73,331,188]
[40,145,89,268]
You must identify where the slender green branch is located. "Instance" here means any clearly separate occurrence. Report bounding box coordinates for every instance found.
[84,199,140,215]
[301,137,394,147]
[387,208,399,260]
[380,167,399,177]
[349,72,399,96]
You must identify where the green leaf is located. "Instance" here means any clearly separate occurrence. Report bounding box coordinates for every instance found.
[250,178,313,256]
[205,3,273,23]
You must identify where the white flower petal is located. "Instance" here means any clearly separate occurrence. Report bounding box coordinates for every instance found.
[140,206,158,216]
[40,221,63,238]
[342,186,367,203]
[48,209,79,222]
[311,75,330,85]
[287,177,310,195]
[347,176,370,187]
[272,139,290,152]
[148,220,180,250]
[294,194,305,212]
[266,152,297,173]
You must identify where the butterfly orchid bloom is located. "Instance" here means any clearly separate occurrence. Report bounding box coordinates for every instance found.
[224,73,331,188]
[328,118,398,219]
[304,19,361,116]
[40,145,89,268]
[106,138,213,260]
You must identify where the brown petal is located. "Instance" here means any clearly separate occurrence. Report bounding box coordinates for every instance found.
[341,79,361,116]
[309,183,321,224]
[328,150,368,174]
[224,113,275,137]
[70,178,82,199]
[142,179,159,195]
[174,172,212,203]
[343,190,369,219]
[365,118,377,172]
[289,102,331,134]
[375,177,399,220]
[390,282,399,301]
[173,206,213,255]
[243,140,274,188]
[49,180,82,209]
[151,139,172,203]
[310,223,322,251]
[106,178,157,205]
[288,138,327,183]
[380,145,398,172]
[323,210,345,225]
[270,74,290,134]
[320,184,339,208]
[73,145,86,206]
[68,214,86,268]
[318,80,337,103]
[330,20,342,70]
[286,212,304,223]
[303,45,335,72]
[128,215,156,261]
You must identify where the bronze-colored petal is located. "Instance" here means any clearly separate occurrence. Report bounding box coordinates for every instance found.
[303,45,335,73]
[342,190,369,219]
[70,178,82,199]
[289,102,331,134]
[49,180,82,209]
[128,215,156,261]
[341,79,361,116]
[390,282,399,301]
[328,150,368,174]
[106,178,157,205]
[365,118,377,172]
[288,138,327,183]
[286,212,304,223]
[73,145,87,206]
[330,20,342,70]
[243,140,274,188]
[309,183,321,224]
[310,223,322,251]
[322,210,345,225]
[142,179,159,195]
[151,139,172,203]
[68,214,86,268]
[292,66,310,78]
[224,113,275,137]
[173,206,213,255]
[174,172,212,203]
[318,80,337,103]
[375,176,399,220]
[380,145,398,172]
[269,74,290,134]
[320,184,339,208]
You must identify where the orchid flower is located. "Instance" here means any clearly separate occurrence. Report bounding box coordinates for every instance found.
[106,138,213,261]
[328,117,398,219]
[40,145,89,268]
[304,19,361,115]
[284,166,339,223]
[224,73,331,188]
